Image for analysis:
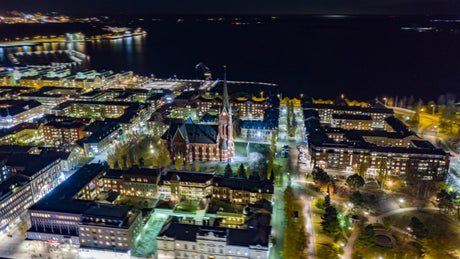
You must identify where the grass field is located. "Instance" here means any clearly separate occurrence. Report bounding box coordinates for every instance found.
[351,210,460,259]
[234,142,270,157]
[382,210,460,248]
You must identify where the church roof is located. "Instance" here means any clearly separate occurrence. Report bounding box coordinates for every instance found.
[162,120,218,145]
[178,124,218,144]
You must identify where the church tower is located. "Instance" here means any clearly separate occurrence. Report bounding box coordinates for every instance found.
[218,66,234,161]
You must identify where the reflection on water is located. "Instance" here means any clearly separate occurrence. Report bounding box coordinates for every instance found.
[0,34,146,70]
[124,37,134,68]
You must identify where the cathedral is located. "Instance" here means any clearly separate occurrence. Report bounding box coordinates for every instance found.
[162,72,234,162]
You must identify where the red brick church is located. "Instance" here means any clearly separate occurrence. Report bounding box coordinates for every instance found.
[162,73,234,162]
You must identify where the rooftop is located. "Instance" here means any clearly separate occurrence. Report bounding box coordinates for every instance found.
[162,170,215,183]
[158,217,270,247]
[0,100,42,117]
[29,164,106,214]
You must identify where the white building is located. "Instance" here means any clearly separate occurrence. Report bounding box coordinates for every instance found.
[157,218,269,259]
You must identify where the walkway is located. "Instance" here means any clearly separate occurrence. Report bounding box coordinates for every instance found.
[342,206,439,259]
[343,227,360,259]
[367,207,440,224]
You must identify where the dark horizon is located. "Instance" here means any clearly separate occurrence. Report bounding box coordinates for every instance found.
[2,0,460,16]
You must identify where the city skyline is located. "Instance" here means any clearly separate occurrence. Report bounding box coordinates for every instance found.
[1,0,460,15]
[0,2,460,259]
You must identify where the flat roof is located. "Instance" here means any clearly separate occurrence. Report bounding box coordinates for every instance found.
[29,164,106,214]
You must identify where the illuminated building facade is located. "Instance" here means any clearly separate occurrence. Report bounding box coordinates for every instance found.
[0,100,43,128]
[27,164,143,251]
[157,217,269,259]
[162,76,234,162]
[331,114,373,130]
[158,170,214,201]
[304,103,394,128]
[43,121,86,145]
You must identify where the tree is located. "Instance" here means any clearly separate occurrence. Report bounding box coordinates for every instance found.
[410,216,428,241]
[282,185,308,259]
[258,162,268,179]
[237,163,246,178]
[405,166,440,210]
[224,163,233,178]
[246,166,252,179]
[125,155,132,169]
[194,160,200,171]
[437,94,446,106]
[175,154,184,170]
[346,174,365,190]
[267,132,276,179]
[156,140,171,167]
[427,100,436,115]
[437,189,456,214]
[316,244,340,259]
[357,224,376,247]
[117,158,124,169]
[355,161,368,178]
[133,153,139,166]
[312,167,330,190]
[295,225,308,258]
[205,162,211,172]
[315,198,325,210]
[269,169,275,183]
[377,158,389,189]
[267,154,274,180]
[151,153,159,167]
[107,154,116,169]
[138,156,144,166]
[408,112,420,126]
[350,191,364,208]
[440,100,456,134]
[321,205,340,236]
[283,186,295,218]
[324,194,331,208]
[186,162,191,171]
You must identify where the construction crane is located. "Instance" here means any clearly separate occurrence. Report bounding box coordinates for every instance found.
[195,62,212,80]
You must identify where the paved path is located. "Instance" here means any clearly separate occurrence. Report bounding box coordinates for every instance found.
[299,195,316,259]
[343,226,360,259]
[367,207,440,224]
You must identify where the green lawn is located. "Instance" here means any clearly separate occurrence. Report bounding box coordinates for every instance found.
[234,142,270,157]
[175,205,197,213]
[312,204,347,255]
[382,210,460,249]
[352,242,419,259]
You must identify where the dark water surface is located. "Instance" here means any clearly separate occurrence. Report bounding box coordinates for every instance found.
[1,15,460,100]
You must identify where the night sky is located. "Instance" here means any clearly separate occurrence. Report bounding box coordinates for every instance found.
[2,0,460,15]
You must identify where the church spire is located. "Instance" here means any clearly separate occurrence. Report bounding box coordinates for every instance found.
[222,65,231,114]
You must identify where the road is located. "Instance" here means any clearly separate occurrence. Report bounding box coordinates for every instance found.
[269,103,315,259]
